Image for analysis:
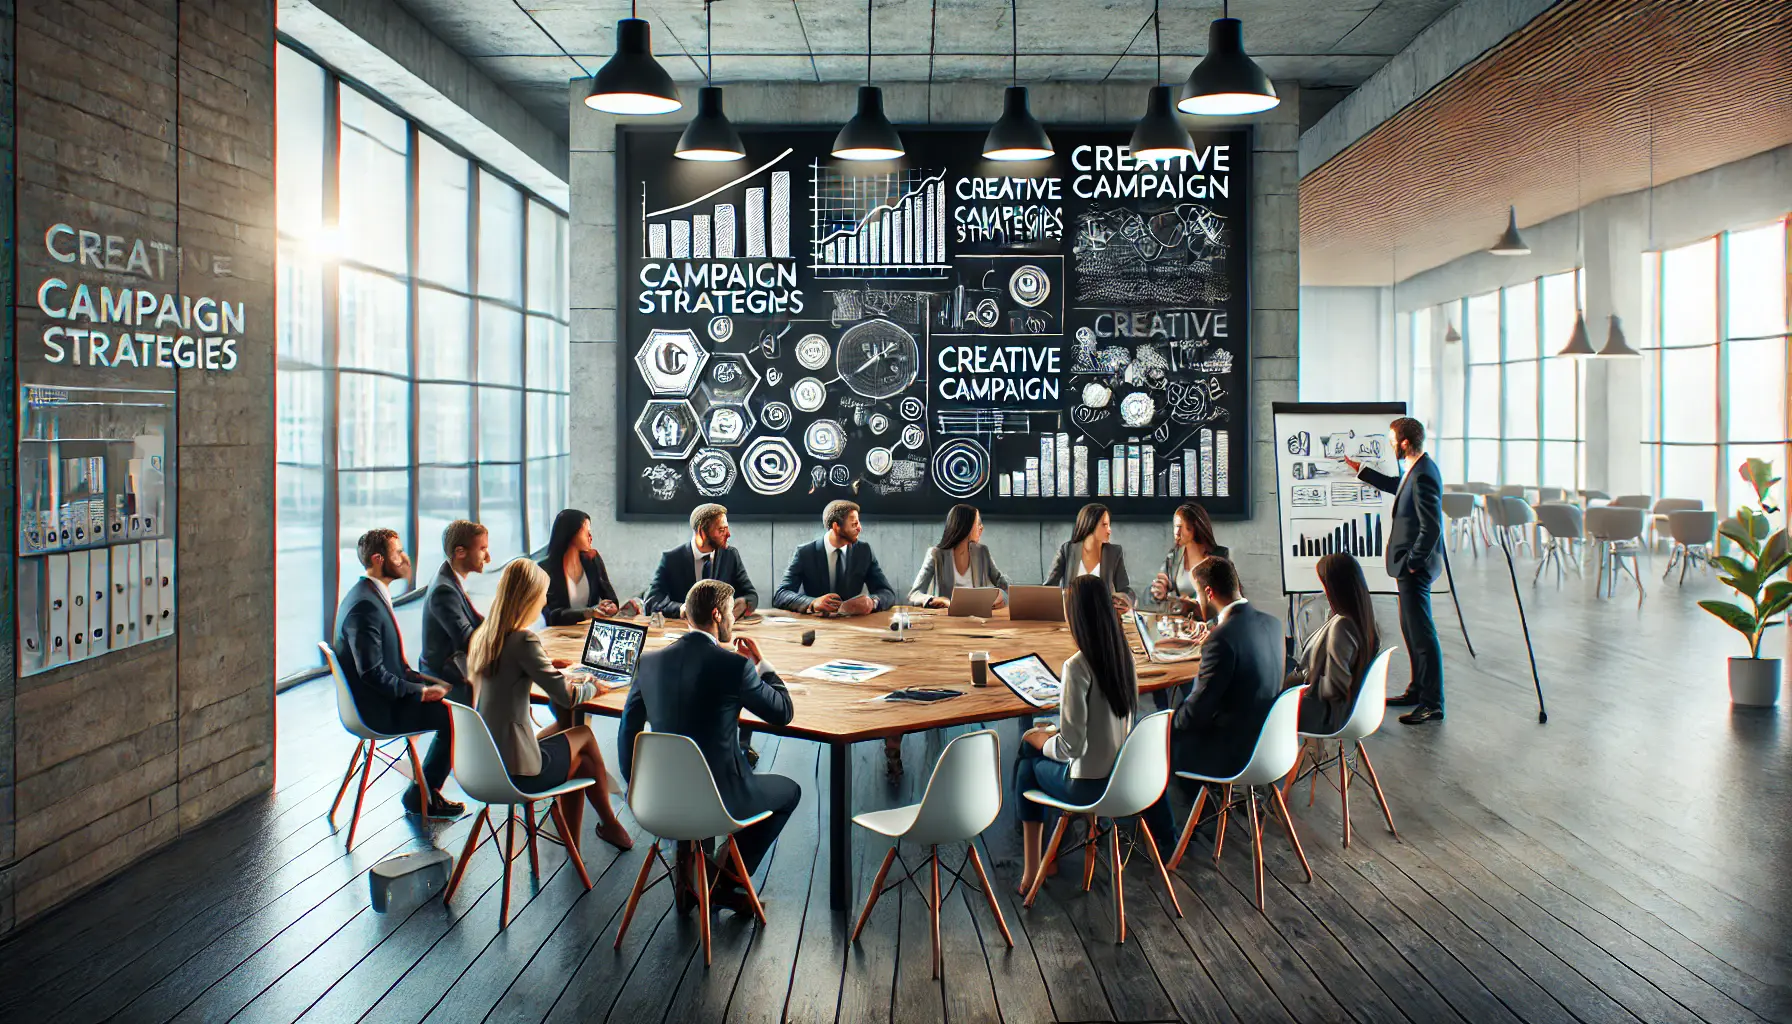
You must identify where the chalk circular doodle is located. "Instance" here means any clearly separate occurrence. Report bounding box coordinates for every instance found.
[1120,391,1156,428]
[688,448,737,497]
[971,298,1001,329]
[1075,326,1096,346]
[900,423,925,450]
[1009,265,1050,308]
[931,439,991,499]
[837,319,921,399]
[765,368,783,386]
[829,465,851,486]
[868,412,891,435]
[742,437,801,495]
[791,377,828,412]
[866,446,893,476]
[707,316,733,343]
[760,401,793,431]
[803,418,848,460]
[794,333,831,370]
[899,396,925,421]
[1082,383,1112,408]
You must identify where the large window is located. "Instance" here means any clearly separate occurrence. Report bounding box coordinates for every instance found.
[274,43,569,680]
[1646,218,1790,509]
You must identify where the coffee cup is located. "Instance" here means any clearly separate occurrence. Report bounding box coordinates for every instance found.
[970,651,989,687]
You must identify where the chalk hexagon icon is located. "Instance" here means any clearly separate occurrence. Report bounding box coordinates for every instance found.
[700,402,757,447]
[697,353,761,407]
[634,399,701,460]
[634,329,709,396]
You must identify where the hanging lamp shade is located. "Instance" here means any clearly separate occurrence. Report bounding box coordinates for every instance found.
[1557,312,1596,357]
[1597,315,1640,357]
[1131,85,1197,162]
[586,18,682,115]
[1178,18,1279,116]
[675,87,745,161]
[1489,206,1531,256]
[833,85,904,161]
[1443,323,1462,344]
[984,87,1053,161]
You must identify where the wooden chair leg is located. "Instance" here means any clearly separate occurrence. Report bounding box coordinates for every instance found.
[1168,784,1207,871]
[1248,790,1265,911]
[550,801,593,890]
[500,810,517,928]
[965,846,1012,947]
[724,836,767,925]
[1212,785,1232,863]
[695,844,713,966]
[404,738,427,795]
[1136,820,1182,918]
[1109,824,1126,943]
[1271,785,1314,883]
[1356,742,1399,838]
[525,800,541,880]
[852,847,898,943]
[1340,742,1353,848]
[1025,815,1069,907]
[930,849,943,978]
[444,807,490,903]
[614,841,660,949]
[1081,816,1099,891]
[1280,740,1307,801]
[344,743,377,849]
[328,740,366,823]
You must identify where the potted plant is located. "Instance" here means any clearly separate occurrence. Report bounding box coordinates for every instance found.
[1700,458,1787,707]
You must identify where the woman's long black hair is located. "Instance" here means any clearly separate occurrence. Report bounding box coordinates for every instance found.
[1316,553,1378,681]
[545,508,590,571]
[1070,503,1109,546]
[1066,574,1137,720]
[1175,502,1217,554]
[936,503,979,552]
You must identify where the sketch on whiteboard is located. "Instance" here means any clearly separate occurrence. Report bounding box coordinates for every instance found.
[760,401,793,431]
[1073,204,1231,306]
[803,419,848,460]
[1285,430,1311,456]
[1291,484,1326,508]
[641,465,682,501]
[742,437,801,495]
[932,438,991,499]
[689,448,737,497]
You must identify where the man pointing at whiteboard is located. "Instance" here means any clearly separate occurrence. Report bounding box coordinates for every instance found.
[1342,417,1446,725]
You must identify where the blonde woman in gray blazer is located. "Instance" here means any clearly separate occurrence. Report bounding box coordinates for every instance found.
[1045,503,1134,610]
[910,504,1012,607]
[469,558,634,852]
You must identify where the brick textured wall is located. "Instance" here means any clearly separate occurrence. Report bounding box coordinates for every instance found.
[1,0,276,935]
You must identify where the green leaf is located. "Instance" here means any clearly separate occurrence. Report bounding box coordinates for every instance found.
[1741,457,1781,506]
[1699,600,1759,639]
[1764,529,1789,570]
[1714,555,1753,579]
[1758,592,1792,626]
[1721,521,1762,558]
[1760,551,1792,583]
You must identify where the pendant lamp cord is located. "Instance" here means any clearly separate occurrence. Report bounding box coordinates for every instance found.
[1011,0,1018,87]
[866,0,873,84]
[1153,0,1161,84]
[705,0,713,84]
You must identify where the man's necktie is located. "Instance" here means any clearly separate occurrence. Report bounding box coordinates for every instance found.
[701,553,713,581]
[832,547,844,592]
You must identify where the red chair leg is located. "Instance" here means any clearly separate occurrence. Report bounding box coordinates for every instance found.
[1168,784,1208,871]
[852,847,897,943]
[614,841,660,949]
[1025,815,1069,907]
[328,741,365,823]
[551,801,593,890]
[344,743,376,849]
[500,810,517,928]
[695,844,712,966]
[929,849,943,978]
[965,846,1012,946]
[724,836,767,925]
[444,808,490,903]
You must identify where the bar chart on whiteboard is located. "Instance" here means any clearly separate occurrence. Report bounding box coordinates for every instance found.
[810,162,951,278]
[642,149,794,259]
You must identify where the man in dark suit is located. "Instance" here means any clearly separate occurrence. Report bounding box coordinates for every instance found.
[644,503,758,619]
[1343,416,1445,724]
[419,519,488,780]
[618,579,800,915]
[332,528,464,818]
[772,500,897,615]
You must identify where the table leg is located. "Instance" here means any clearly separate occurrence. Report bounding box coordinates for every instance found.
[830,741,852,912]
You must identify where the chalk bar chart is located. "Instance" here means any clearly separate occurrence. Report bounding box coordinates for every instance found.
[811,163,950,277]
[1290,514,1384,558]
[644,151,793,260]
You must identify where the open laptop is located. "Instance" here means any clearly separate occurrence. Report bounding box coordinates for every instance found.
[578,617,650,687]
[1130,610,1201,663]
[945,586,1001,617]
[1007,585,1066,622]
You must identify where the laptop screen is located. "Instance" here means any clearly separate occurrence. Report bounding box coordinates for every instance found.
[581,618,648,679]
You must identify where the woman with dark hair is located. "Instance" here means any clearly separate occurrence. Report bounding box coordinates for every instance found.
[540,509,635,626]
[1013,575,1143,894]
[1286,553,1380,734]
[1149,502,1230,618]
[1045,503,1133,610]
[909,503,1012,608]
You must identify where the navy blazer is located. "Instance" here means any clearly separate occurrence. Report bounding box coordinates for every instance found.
[772,538,898,612]
[419,562,482,691]
[643,543,759,617]
[617,631,795,818]
[332,577,429,720]
[541,550,621,626]
[1358,453,1444,581]
[1172,601,1285,779]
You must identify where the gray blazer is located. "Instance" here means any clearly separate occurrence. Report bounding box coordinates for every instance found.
[1041,651,1133,779]
[909,542,1012,603]
[1292,614,1363,706]
[1045,541,1134,601]
[475,630,595,777]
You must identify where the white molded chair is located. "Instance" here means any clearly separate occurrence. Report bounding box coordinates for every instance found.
[1586,506,1647,604]
[613,731,769,965]
[1021,710,1180,944]
[1442,492,1481,557]
[1533,503,1586,586]
[1663,510,1718,584]
[849,730,1012,976]
[1168,687,1312,912]
[1281,650,1401,848]
[319,641,433,850]
[441,702,595,928]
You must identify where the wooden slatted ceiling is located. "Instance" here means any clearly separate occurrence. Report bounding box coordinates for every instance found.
[1299,0,1792,287]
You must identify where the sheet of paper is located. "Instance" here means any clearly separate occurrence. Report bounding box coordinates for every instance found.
[798,659,895,683]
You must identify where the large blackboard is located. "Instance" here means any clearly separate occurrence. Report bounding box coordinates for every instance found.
[617,126,1251,519]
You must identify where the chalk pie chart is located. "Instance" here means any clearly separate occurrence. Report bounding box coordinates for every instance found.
[931,438,991,499]
[742,437,801,495]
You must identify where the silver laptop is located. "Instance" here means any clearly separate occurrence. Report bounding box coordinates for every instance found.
[945,586,1001,617]
[1007,585,1066,622]
[579,618,650,687]
[1131,611,1201,663]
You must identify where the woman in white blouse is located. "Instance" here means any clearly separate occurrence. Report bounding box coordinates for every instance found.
[1013,574,1142,894]
[909,503,1011,608]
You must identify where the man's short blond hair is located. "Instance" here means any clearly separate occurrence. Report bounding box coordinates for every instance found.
[690,503,728,535]
[685,579,735,624]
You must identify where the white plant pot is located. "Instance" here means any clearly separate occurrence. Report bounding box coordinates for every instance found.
[1728,657,1781,707]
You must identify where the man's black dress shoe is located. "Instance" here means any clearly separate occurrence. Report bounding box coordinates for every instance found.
[1385,690,1424,708]
[402,787,465,818]
[1399,705,1445,724]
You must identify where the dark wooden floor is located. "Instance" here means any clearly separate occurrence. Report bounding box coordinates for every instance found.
[4,550,1789,1024]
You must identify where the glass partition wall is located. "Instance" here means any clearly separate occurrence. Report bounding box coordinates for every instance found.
[275,43,569,681]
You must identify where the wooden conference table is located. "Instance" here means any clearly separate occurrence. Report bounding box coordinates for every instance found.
[536,607,1201,912]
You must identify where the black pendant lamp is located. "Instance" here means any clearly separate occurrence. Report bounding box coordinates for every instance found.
[1130,1,1196,162]
[1178,1,1279,116]
[676,3,745,161]
[983,1,1053,160]
[1444,322,1462,344]
[586,6,681,115]
[1597,315,1639,357]
[1558,313,1596,357]
[1490,205,1530,255]
[833,0,903,160]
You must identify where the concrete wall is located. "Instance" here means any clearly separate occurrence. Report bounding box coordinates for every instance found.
[566,81,1301,612]
[1,0,277,935]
